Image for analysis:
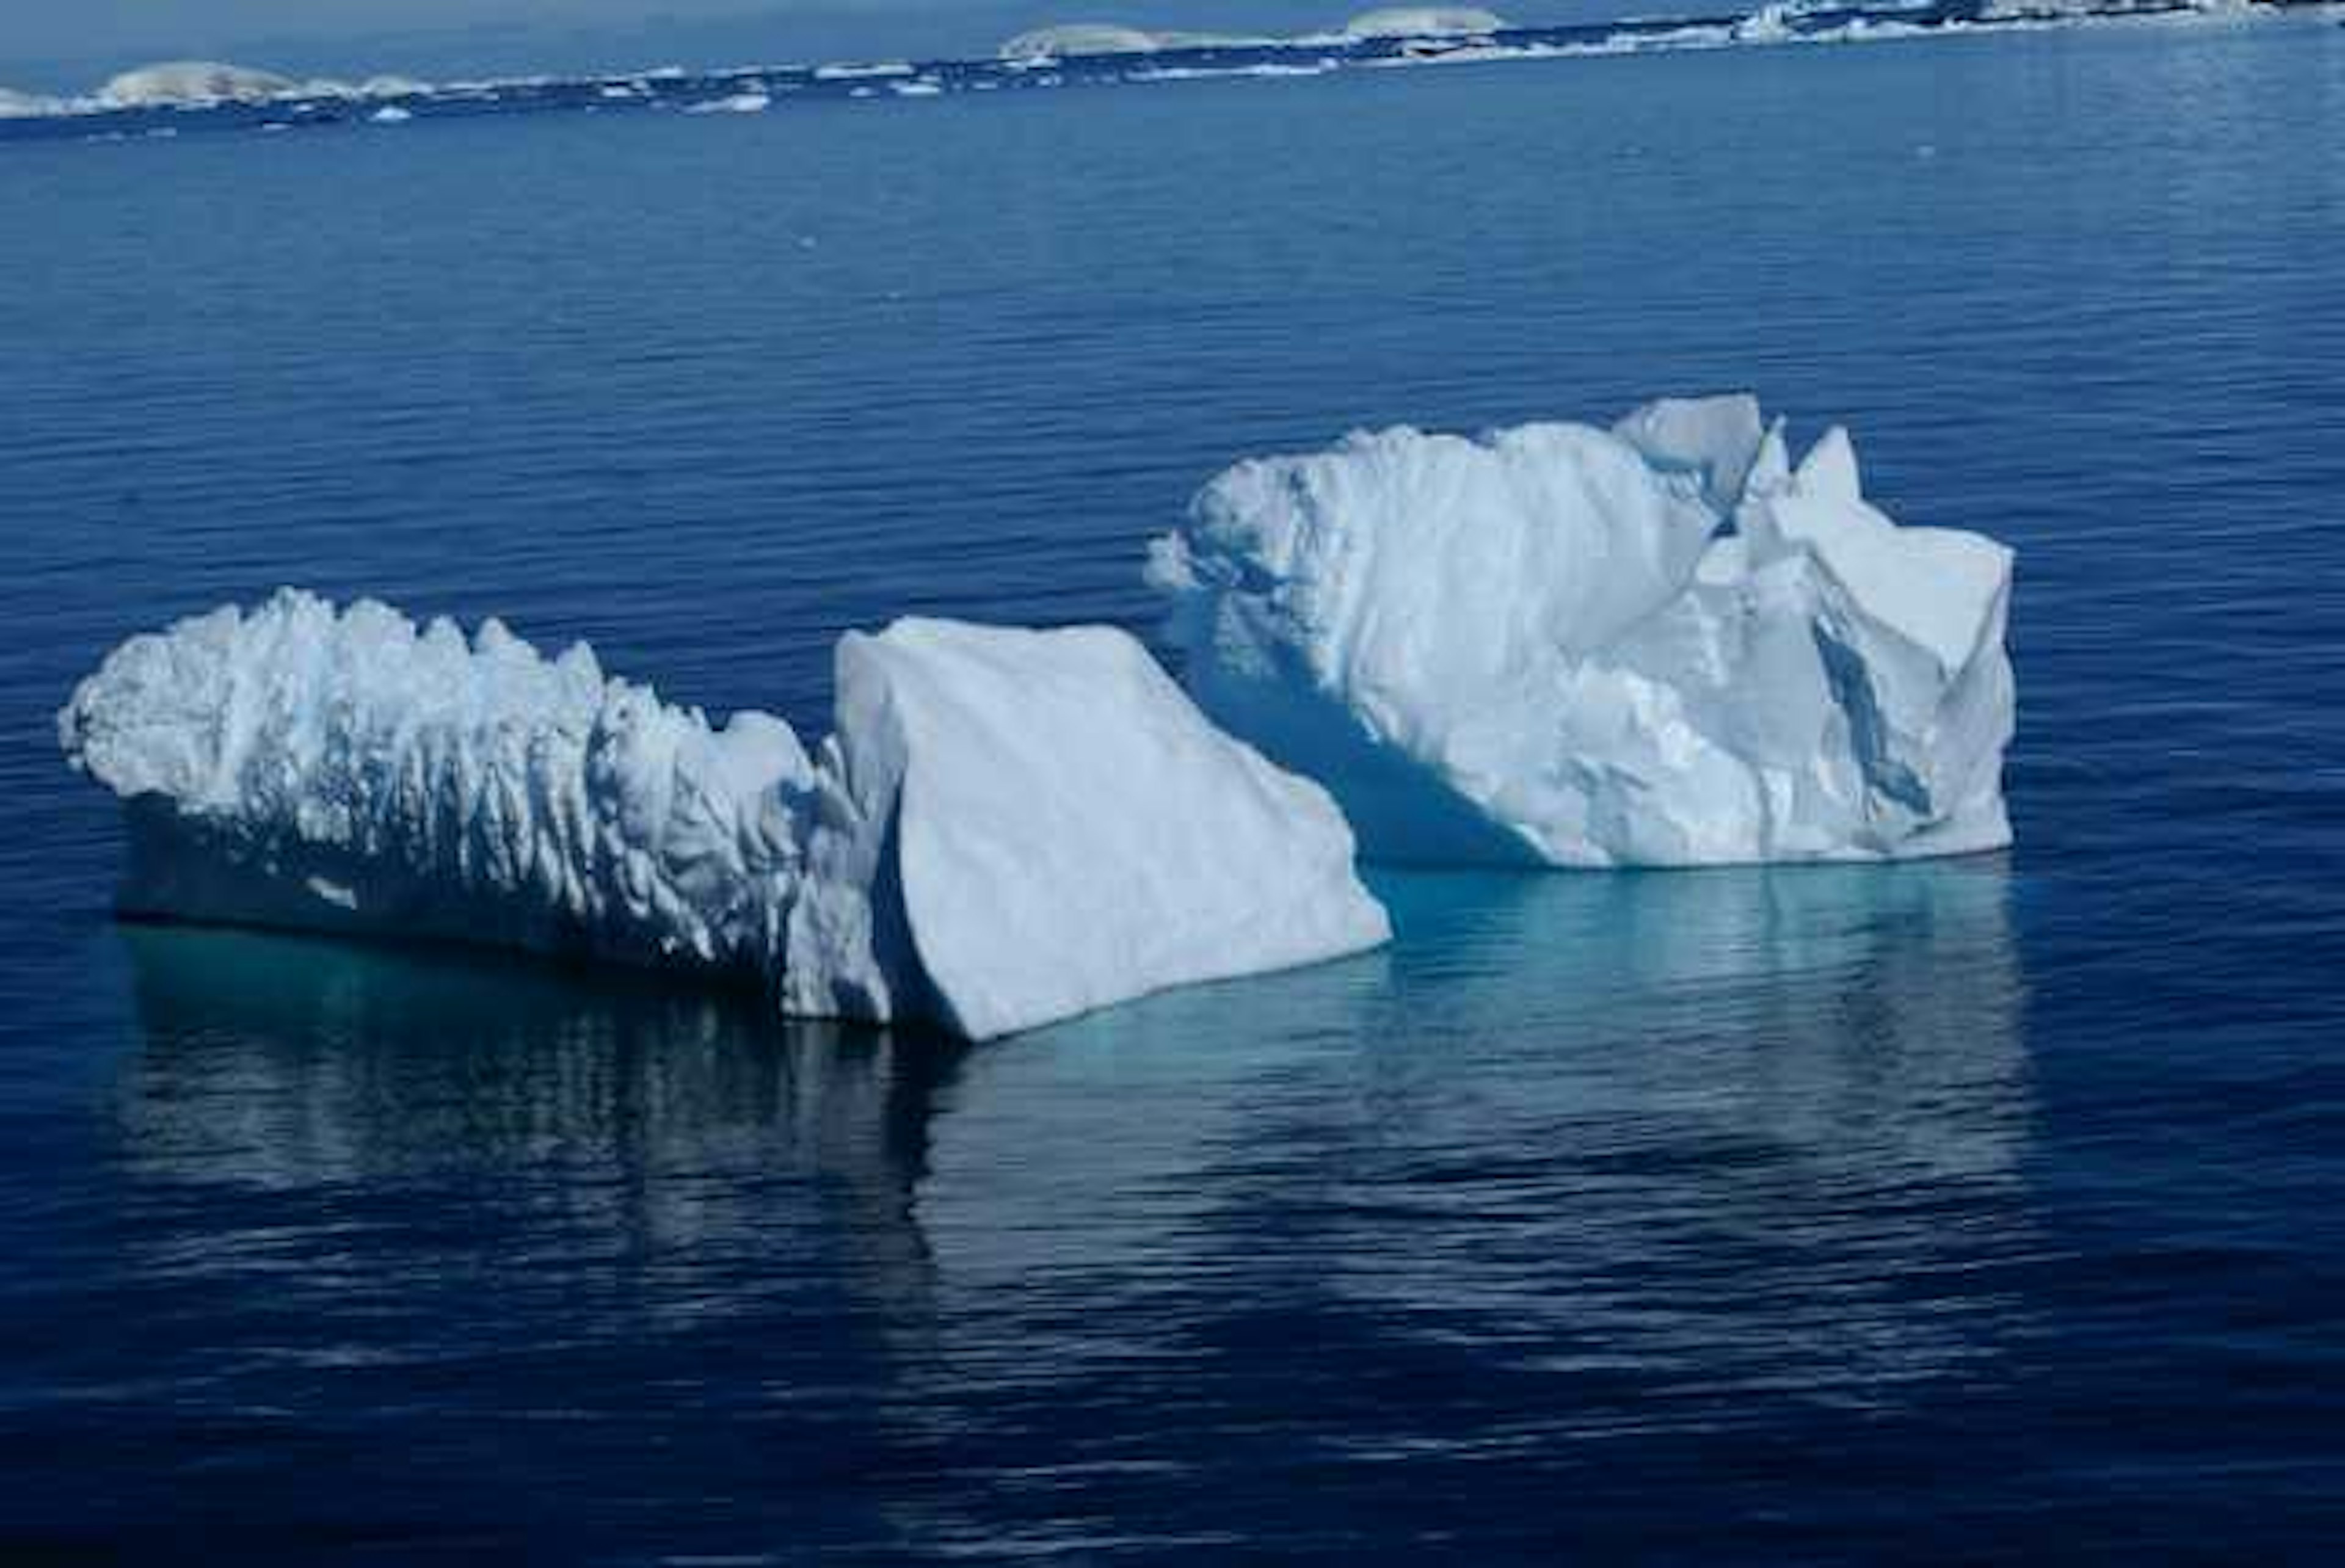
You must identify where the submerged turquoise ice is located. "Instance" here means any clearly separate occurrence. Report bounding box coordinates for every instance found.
[2,13,2343,1561]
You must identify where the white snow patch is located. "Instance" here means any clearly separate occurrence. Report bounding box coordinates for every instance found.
[684,92,771,114]
[1733,2,1800,42]
[813,60,916,79]
[1149,396,2015,868]
[1127,61,1339,81]
[1002,23,1172,57]
[0,85,65,118]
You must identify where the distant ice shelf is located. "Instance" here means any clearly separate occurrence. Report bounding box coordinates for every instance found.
[1149,396,2016,868]
[60,591,1388,1040]
[0,0,2292,145]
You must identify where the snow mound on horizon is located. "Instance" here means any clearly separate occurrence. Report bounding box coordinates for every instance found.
[684,91,771,114]
[998,22,1271,59]
[61,592,1386,1039]
[1342,7,1510,38]
[356,74,435,98]
[1149,396,2015,868]
[788,619,1389,1039]
[0,86,65,118]
[98,61,302,107]
[1002,23,1174,57]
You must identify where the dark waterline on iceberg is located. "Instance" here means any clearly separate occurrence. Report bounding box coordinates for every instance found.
[4,16,2345,1561]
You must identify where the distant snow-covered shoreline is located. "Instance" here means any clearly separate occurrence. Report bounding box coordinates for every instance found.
[0,0,2309,142]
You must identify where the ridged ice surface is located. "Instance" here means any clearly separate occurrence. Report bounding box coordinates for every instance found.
[1151,397,2014,866]
[60,592,1387,1039]
[61,591,812,973]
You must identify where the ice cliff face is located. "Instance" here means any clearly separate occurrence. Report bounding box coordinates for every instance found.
[1148,396,2015,867]
[61,591,1387,1039]
[1000,24,1179,58]
[785,619,1389,1040]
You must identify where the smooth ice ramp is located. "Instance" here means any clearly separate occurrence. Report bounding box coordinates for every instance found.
[60,591,1388,1039]
[1149,396,2015,867]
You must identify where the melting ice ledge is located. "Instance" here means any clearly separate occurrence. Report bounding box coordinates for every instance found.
[62,396,2013,1039]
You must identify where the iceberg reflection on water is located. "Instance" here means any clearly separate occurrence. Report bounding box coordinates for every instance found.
[105,855,2029,1524]
[117,927,962,1332]
[912,855,2031,1404]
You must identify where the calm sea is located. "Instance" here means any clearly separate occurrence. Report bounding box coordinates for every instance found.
[3,16,2343,1560]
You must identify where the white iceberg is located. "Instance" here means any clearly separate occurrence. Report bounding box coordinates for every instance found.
[783,619,1389,1039]
[683,92,771,114]
[357,74,435,99]
[98,61,300,107]
[997,23,1270,59]
[812,60,917,80]
[0,85,65,118]
[1000,24,1174,58]
[1341,7,1510,38]
[60,591,1386,1039]
[1148,396,2015,868]
[60,593,809,976]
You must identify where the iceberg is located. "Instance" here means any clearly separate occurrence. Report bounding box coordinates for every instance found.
[683,92,771,114]
[1000,24,1176,58]
[98,62,300,108]
[1341,7,1510,38]
[782,619,1390,1040]
[812,60,917,80]
[60,591,1386,1039]
[356,75,435,99]
[1147,396,2015,868]
[0,86,65,118]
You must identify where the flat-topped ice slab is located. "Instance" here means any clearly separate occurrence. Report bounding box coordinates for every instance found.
[1148,396,2015,867]
[787,618,1391,1040]
[60,590,1388,1039]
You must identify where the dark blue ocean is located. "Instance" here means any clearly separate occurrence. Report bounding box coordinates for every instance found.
[5,16,2344,1560]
